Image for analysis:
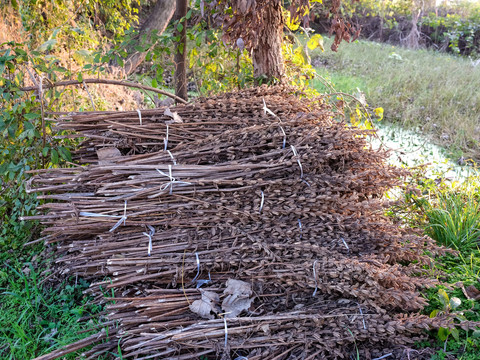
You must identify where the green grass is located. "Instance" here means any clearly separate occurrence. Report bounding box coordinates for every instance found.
[423,189,480,252]
[421,249,480,360]
[0,246,103,359]
[408,174,480,252]
[393,170,480,359]
[309,37,480,160]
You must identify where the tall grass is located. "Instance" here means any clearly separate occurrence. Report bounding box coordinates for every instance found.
[406,173,480,252]
[423,185,480,251]
[310,38,480,159]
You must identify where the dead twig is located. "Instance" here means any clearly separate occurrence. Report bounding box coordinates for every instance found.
[17,78,188,104]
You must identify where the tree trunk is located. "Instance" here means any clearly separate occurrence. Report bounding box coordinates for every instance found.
[251,0,285,82]
[124,0,176,75]
[174,0,188,101]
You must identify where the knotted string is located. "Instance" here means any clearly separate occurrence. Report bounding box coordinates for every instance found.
[156,165,191,195]
[143,225,155,256]
[79,201,128,233]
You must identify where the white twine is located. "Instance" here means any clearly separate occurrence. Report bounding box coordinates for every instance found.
[80,201,128,232]
[263,99,287,149]
[312,260,318,297]
[298,219,303,239]
[164,124,169,151]
[192,252,201,283]
[290,145,304,180]
[143,225,155,256]
[340,237,350,253]
[259,191,265,213]
[358,303,367,330]
[262,98,278,118]
[224,316,228,349]
[196,272,211,288]
[156,165,191,195]
[136,109,142,126]
[372,354,393,360]
[109,200,128,232]
[166,150,177,165]
[279,125,286,149]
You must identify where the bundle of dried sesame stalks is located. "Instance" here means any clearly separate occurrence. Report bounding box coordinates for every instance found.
[28,86,450,360]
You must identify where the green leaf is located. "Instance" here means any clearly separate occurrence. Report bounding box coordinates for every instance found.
[14,48,27,56]
[37,38,57,52]
[71,27,85,35]
[450,327,460,341]
[177,23,184,32]
[438,289,449,308]
[73,49,93,64]
[58,146,72,162]
[430,309,440,318]
[438,327,450,341]
[51,28,61,38]
[0,49,11,60]
[23,121,34,130]
[77,73,83,83]
[51,149,59,164]
[186,9,192,20]
[24,113,39,120]
[151,78,158,88]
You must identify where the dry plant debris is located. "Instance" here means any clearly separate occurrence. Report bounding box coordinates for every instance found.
[27,85,452,360]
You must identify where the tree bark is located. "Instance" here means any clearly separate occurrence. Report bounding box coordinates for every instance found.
[124,0,176,75]
[252,0,285,82]
[174,0,188,101]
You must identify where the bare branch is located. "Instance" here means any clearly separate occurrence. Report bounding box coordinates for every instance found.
[17,78,188,104]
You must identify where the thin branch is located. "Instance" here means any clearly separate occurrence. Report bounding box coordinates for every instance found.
[82,81,96,111]
[38,76,46,168]
[17,78,188,104]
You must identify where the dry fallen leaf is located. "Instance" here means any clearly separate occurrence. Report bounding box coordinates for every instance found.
[164,107,183,124]
[189,290,219,319]
[22,266,31,276]
[221,279,253,318]
[455,281,480,300]
[465,285,480,300]
[96,147,122,165]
